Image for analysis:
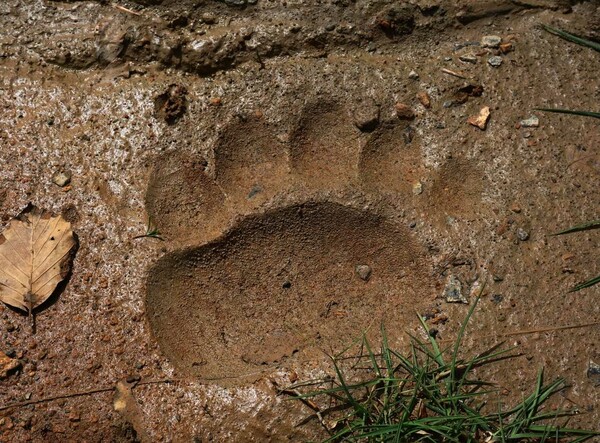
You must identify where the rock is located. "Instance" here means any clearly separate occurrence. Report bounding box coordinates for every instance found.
[403,126,415,144]
[416,91,431,108]
[201,13,217,24]
[408,70,419,80]
[459,54,478,64]
[487,56,503,67]
[0,350,21,379]
[224,0,246,5]
[412,181,423,195]
[395,103,415,120]
[353,99,380,132]
[516,228,529,241]
[355,264,372,281]
[481,35,502,48]
[520,116,539,128]
[444,275,468,304]
[467,106,491,130]
[52,171,71,187]
[510,203,522,213]
[375,5,415,37]
[587,360,600,385]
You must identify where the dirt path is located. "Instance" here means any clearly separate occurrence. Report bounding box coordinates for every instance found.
[0,0,598,441]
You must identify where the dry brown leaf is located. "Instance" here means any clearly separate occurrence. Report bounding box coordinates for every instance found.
[0,350,20,379]
[0,204,76,315]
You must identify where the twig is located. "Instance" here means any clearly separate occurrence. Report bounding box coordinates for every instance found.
[0,379,175,412]
[566,154,597,170]
[112,3,142,16]
[0,386,114,412]
[442,68,468,79]
[0,370,274,413]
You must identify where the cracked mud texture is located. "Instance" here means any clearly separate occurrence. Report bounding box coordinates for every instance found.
[0,0,599,441]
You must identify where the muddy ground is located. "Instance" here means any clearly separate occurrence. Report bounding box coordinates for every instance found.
[0,0,599,441]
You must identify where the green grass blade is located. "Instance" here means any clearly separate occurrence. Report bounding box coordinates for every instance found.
[416,314,445,367]
[535,108,600,119]
[541,24,600,52]
[569,274,600,292]
[553,219,600,235]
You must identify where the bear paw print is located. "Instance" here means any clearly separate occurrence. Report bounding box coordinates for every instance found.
[144,100,484,382]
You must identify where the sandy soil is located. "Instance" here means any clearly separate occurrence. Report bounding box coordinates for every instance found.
[0,0,598,441]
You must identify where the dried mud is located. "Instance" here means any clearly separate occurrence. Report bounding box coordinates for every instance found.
[0,0,599,441]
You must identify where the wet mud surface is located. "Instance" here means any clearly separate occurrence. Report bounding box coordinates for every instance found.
[0,0,599,441]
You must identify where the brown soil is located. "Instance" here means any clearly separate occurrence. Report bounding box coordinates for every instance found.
[0,0,599,441]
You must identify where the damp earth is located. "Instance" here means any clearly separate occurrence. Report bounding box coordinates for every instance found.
[0,0,599,441]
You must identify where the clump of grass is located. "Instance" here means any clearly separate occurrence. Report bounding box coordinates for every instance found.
[283,297,599,442]
[133,217,164,241]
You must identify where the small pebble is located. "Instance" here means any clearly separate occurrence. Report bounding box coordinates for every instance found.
[467,106,491,130]
[443,275,468,304]
[412,181,423,195]
[517,228,529,241]
[487,56,503,67]
[52,171,71,187]
[201,13,217,24]
[481,35,502,48]
[416,91,431,108]
[355,264,372,281]
[408,70,419,80]
[395,103,415,120]
[587,360,600,385]
[520,116,539,128]
[459,54,477,64]
[403,126,415,144]
[247,185,262,199]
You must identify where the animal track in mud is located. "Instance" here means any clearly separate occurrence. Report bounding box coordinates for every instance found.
[145,101,485,381]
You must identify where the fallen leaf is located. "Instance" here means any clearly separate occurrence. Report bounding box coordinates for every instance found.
[0,350,20,379]
[0,205,76,315]
[467,106,491,130]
